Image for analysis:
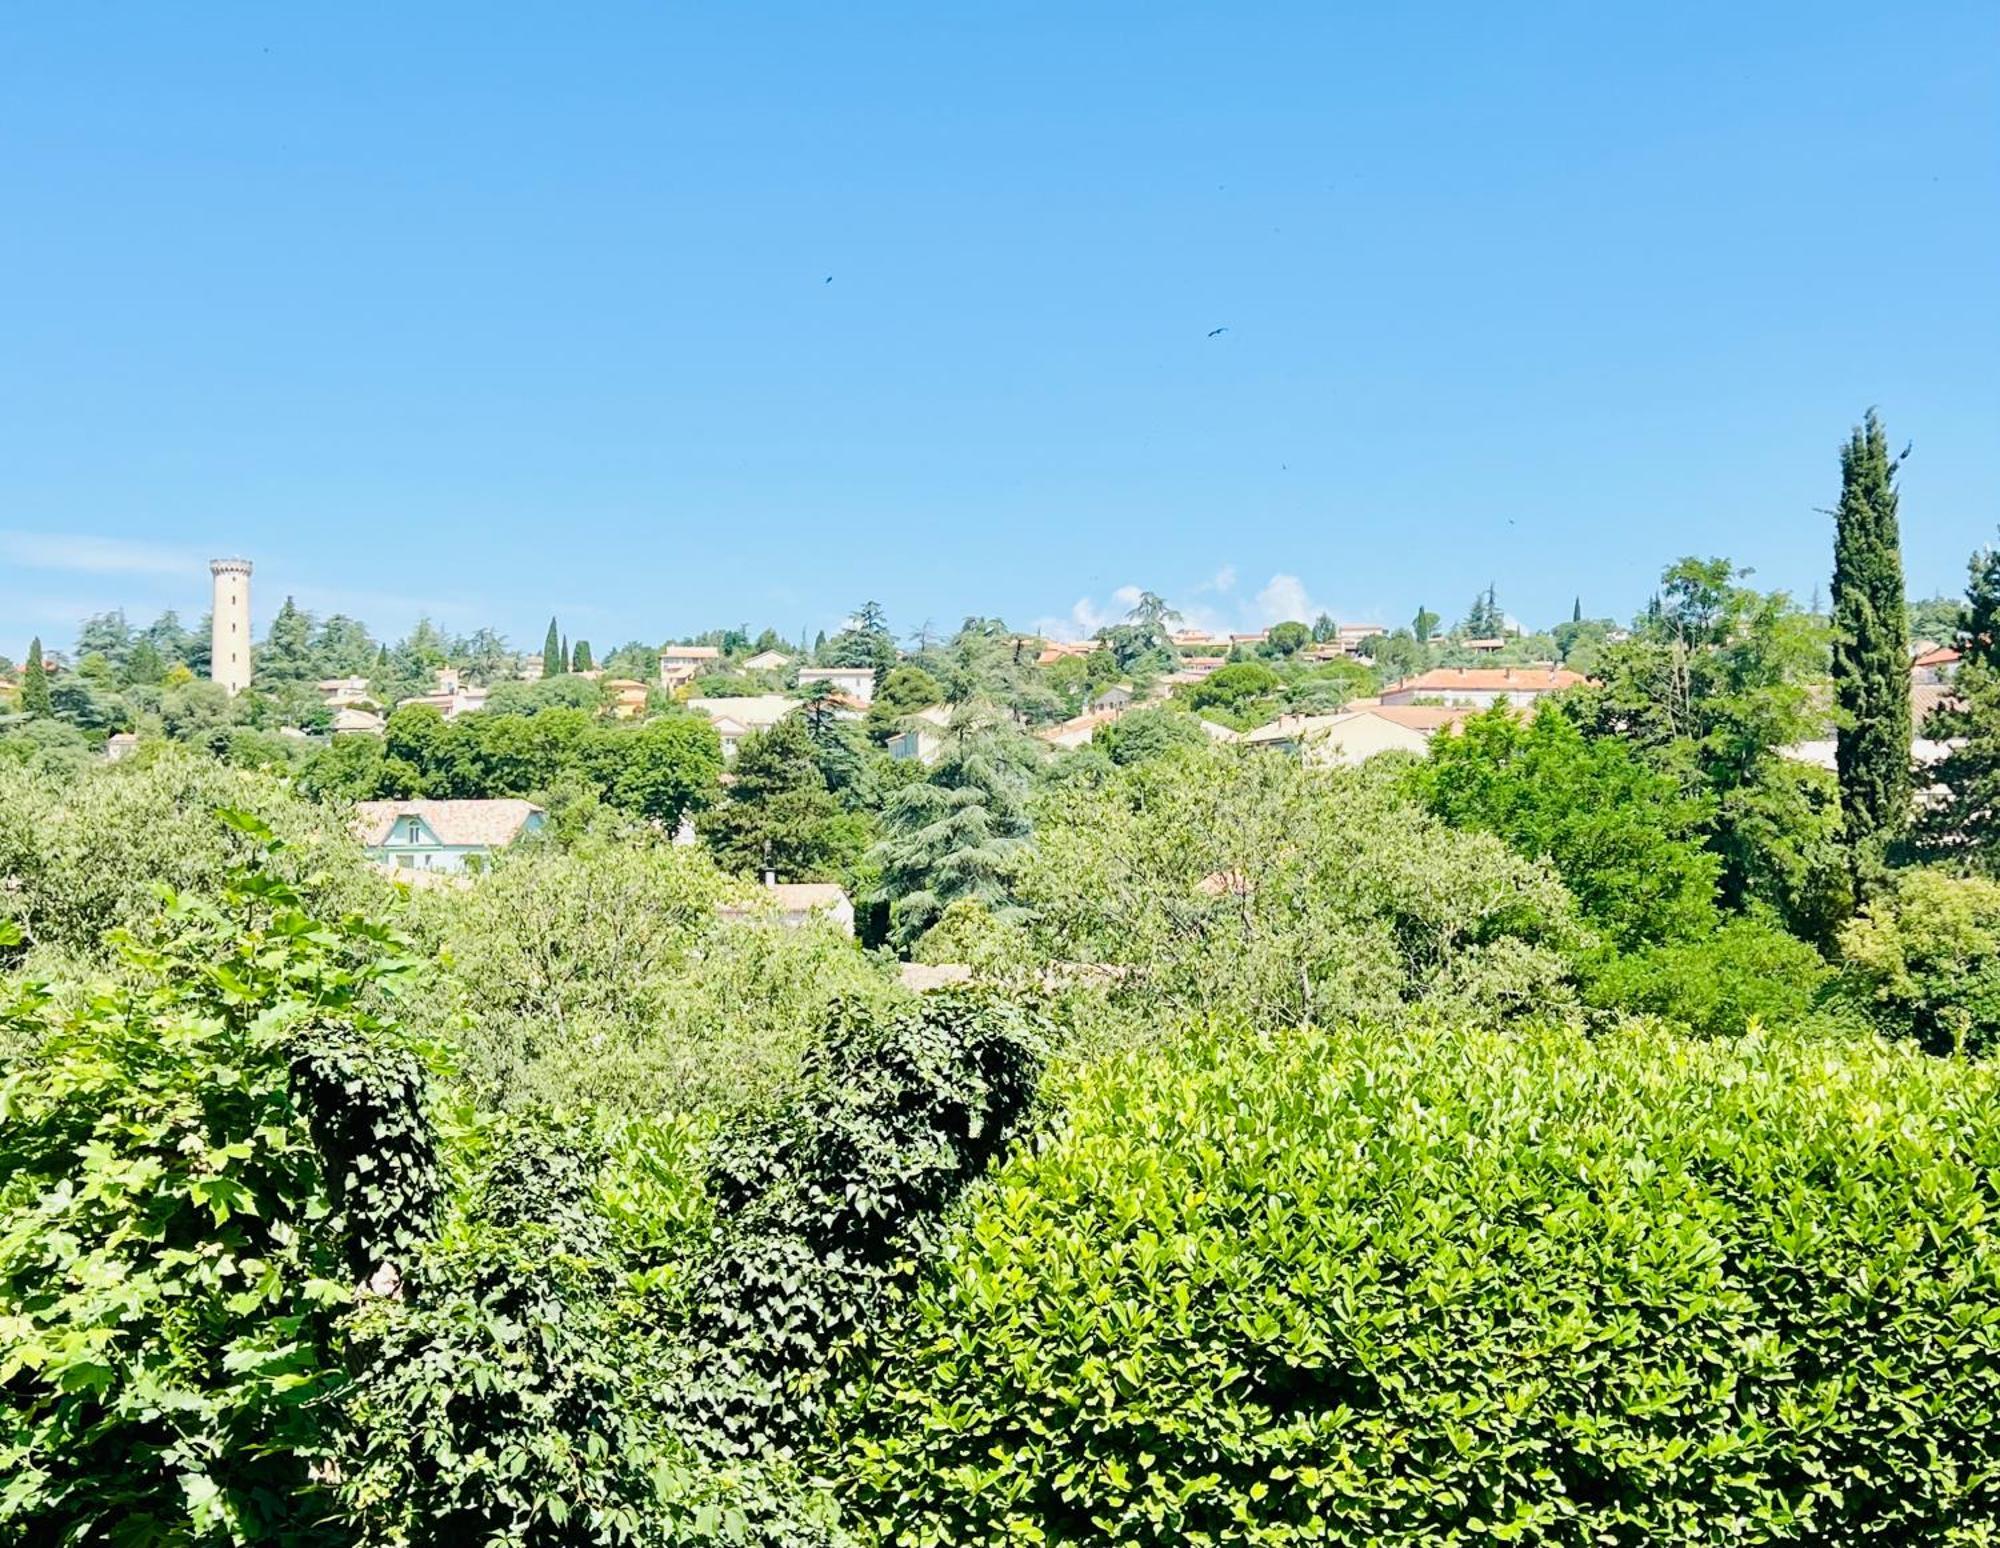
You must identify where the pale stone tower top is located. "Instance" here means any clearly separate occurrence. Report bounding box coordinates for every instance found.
[209,557,252,696]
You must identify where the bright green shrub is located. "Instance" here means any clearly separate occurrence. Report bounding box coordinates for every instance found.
[1838,867,2000,1054]
[1580,916,1831,1037]
[0,815,438,1544]
[840,1018,2000,1544]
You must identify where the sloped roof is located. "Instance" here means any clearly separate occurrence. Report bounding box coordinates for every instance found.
[353,798,542,848]
[1387,666,1585,694]
[660,645,722,660]
[687,695,799,730]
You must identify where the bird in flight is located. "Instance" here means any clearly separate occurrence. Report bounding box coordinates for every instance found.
[1207,326,1229,337]
[824,275,833,284]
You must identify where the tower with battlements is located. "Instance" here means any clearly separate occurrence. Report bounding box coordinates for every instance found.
[210,557,252,695]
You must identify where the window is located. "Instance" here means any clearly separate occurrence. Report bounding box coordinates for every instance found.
[404,817,422,843]
[396,855,414,869]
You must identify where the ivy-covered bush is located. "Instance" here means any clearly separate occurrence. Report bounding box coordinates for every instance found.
[0,812,438,1543]
[676,991,1047,1456]
[840,1018,2000,1544]
[1838,867,2000,1054]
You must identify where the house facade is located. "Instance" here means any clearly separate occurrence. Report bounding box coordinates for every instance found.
[1380,666,1585,709]
[354,799,545,873]
[797,665,876,706]
[659,645,722,689]
[687,694,799,758]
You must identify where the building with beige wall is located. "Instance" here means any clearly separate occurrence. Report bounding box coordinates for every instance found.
[209,558,253,696]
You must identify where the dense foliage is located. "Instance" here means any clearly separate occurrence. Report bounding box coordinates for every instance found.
[843,1016,2000,1545]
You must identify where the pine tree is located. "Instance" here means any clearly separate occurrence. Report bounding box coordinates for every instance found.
[1959,541,2000,671]
[571,639,593,673]
[1831,409,1912,859]
[542,618,562,678]
[21,637,51,716]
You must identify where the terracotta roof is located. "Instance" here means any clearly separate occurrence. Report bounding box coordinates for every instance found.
[1912,646,1961,669]
[1387,667,1585,694]
[1369,704,1473,732]
[353,798,542,848]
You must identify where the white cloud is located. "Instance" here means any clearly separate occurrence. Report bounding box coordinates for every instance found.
[0,531,207,576]
[1194,564,1237,594]
[1247,572,1324,628]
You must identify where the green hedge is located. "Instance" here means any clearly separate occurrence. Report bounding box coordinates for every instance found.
[839,1019,2000,1544]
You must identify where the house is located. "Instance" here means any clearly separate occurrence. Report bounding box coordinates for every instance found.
[104,731,140,762]
[602,678,649,719]
[687,694,799,759]
[1171,629,1228,650]
[797,665,877,706]
[1035,640,1100,666]
[742,649,794,673]
[1336,623,1384,652]
[1912,645,1961,684]
[1230,631,1270,647]
[718,879,856,936]
[1243,706,1463,766]
[1783,737,1961,774]
[1037,708,1122,750]
[1460,637,1508,655]
[1197,718,1242,743]
[886,704,954,765]
[354,799,544,873]
[398,682,488,719]
[317,675,375,708]
[1086,682,1135,713]
[1380,666,1585,709]
[331,706,386,735]
[658,644,723,689]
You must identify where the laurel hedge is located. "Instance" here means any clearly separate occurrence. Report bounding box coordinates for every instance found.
[839,1019,2000,1545]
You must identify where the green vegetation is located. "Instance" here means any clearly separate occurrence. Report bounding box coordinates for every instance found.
[11,414,2000,1541]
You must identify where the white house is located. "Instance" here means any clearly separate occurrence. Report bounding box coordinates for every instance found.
[659,644,723,689]
[354,799,544,873]
[1086,682,1135,713]
[797,665,876,706]
[687,694,799,759]
[1380,666,1585,709]
[317,675,375,709]
[886,704,954,765]
[743,649,793,673]
[331,706,386,735]
[1243,705,1468,766]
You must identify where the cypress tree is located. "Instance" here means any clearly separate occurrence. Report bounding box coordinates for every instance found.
[542,618,561,677]
[560,634,570,674]
[1572,596,1583,624]
[571,639,593,672]
[22,637,51,716]
[1831,408,1912,857]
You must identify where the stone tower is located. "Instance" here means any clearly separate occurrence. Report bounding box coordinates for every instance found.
[209,557,253,695]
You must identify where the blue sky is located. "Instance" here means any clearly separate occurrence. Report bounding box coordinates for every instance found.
[4,2,1995,653]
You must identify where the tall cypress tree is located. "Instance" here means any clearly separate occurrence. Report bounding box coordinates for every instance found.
[560,634,570,674]
[542,618,562,678]
[1572,596,1583,624]
[571,639,592,672]
[22,637,51,716]
[1831,409,1912,856]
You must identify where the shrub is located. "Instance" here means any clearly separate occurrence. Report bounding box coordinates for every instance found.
[0,746,381,964]
[674,991,1046,1456]
[0,816,438,1543]
[840,1018,2000,1544]
[1580,916,1831,1037]
[1838,867,2000,1054]
[1019,745,1579,1033]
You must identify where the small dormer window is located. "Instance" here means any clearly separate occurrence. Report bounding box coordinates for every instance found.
[404,817,422,844]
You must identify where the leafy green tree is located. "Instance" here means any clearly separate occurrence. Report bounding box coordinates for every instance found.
[1957,537,2000,672]
[75,610,133,673]
[0,824,439,1541]
[1458,586,1503,638]
[1187,660,1281,714]
[703,715,863,882]
[1830,409,1911,860]
[311,613,377,676]
[1838,868,2000,1054]
[1093,705,1207,766]
[1413,605,1439,643]
[21,638,51,716]
[258,595,317,683]
[865,664,945,741]
[141,609,199,671]
[541,616,562,677]
[1265,620,1311,656]
[870,738,1033,949]
[1411,705,1719,949]
[121,636,166,687]
[570,638,593,672]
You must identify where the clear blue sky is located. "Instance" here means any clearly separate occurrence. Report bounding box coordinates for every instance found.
[4,2,1995,653]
